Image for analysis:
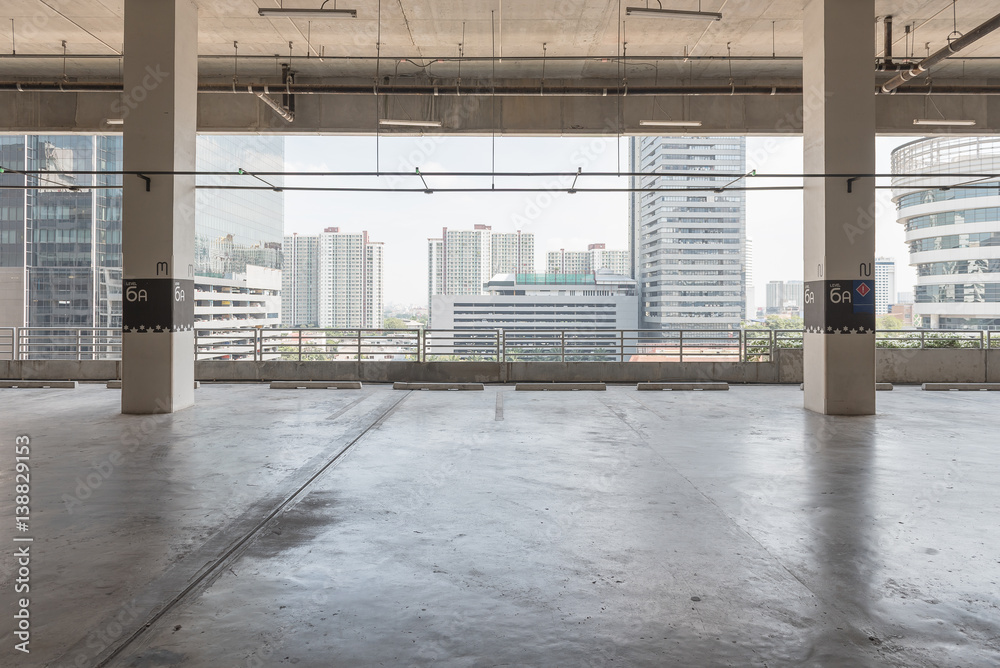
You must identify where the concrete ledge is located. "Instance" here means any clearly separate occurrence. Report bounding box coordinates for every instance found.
[269,381,362,390]
[0,380,77,389]
[393,382,484,391]
[516,383,606,391]
[106,380,201,389]
[638,382,729,391]
[800,383,893,391]
[922,383,1000,391]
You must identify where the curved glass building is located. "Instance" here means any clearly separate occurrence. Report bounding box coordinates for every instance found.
[891,137,1000,330]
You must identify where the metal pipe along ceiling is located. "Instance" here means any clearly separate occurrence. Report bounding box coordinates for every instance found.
[881,9,1000,93]
[2,81,1000,96]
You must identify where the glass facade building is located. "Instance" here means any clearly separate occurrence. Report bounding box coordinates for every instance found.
[629,137,747,330]
[0,134,284,331]
[892,137,1000,330]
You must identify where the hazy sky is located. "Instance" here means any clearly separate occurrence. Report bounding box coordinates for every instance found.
[284,135,919,308]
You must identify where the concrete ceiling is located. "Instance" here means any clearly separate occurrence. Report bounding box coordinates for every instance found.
[0,0,999,134]
[0,1,998,80]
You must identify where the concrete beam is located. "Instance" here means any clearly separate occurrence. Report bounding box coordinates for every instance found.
[3,87,1000,135]
[922,383,1000,391]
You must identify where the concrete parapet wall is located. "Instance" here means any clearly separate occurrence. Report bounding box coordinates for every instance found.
[877,349,988,384]
[0,360,121,381]
[0,351,994,384]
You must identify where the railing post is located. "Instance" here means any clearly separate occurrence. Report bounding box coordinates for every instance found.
[76,329,82,361]
[357,329,362,361]
[920,330,925,349]
[560,331,566,363]
[298,330,303,361]
[500,329,505,362]
[679,330,684,363]
[620,330,624,362]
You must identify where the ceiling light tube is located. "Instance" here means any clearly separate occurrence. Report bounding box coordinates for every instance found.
[626,7,722,21]
[639,119,703,127]
[258,8,357,18]
[379,119,443,128]
[104,118,124,126]
[913,118,977,126]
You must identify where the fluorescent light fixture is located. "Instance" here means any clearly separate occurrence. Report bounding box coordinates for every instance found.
[626,7,722,20]
[913,118,977,127]
[258,8,357,18]
[104,118,124,126]
[379,119,443,128]
[639,119,703,127]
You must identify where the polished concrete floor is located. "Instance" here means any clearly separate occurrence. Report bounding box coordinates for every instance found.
[0,384,998,667]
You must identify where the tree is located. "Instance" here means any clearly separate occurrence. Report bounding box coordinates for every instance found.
[877,315,903,330]
[384,317,407,330]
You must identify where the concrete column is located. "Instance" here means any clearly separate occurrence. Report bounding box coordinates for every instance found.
[121,0,198,414]
[802,0,876,415]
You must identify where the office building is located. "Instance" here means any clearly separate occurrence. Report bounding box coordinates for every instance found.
[875,257,897,315]
[547,244,630,276]
[427,225,494,325]
[893,137,1000,330]
[0,134,284,334]
[282,233,320,327]
[491,231,535,275]
[430,270,639,333]
[629,137,747,330]
[766,280,804,316]
[745,238,756,320]
[316,228,384,329]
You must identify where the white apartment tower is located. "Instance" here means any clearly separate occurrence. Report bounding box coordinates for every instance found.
[875,257,897,316]
[318,228,384,329]
[547,244,630,275]
[282,233,320,327]
[427,225,494,324]
[629,137,747,330]
[283,228,383,329]
[745,237,756,320]
[492,231,536,275]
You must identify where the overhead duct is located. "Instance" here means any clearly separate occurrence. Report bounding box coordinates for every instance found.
[253,86,294,123]
[881,10,1000,93]
[4,81,1000,97]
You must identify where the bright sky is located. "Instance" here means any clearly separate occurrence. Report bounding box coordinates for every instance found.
[284,135,919,309]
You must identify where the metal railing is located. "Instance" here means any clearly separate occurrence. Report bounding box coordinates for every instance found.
[0,326,997,362]
[1,327,122,361]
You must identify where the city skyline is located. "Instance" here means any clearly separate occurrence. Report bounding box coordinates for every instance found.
[283,135,918,309]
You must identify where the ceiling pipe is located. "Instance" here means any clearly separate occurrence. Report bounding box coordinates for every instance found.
[879,15,900,71]
[253,86,294,122]
[881,9,1000,93]
[4,81,1000,97]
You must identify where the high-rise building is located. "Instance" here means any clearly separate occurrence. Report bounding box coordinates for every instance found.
[892,137,1000,330]
[546,244,630,275]
[0,135,123,329]
[874,257,897,315]
[745,238,756,320]
[766,280,804,316]
[282,233,320,327]
[0,134,284,335]
[491,231,535,275]
[629,137,747,330]
[427,225,493,325]
[316,228,384,329]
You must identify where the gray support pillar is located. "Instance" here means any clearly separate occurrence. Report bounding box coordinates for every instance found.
[121,0,198,414]
[802,0,877,415]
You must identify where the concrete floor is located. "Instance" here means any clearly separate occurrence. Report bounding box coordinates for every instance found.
[0,384,998,667]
